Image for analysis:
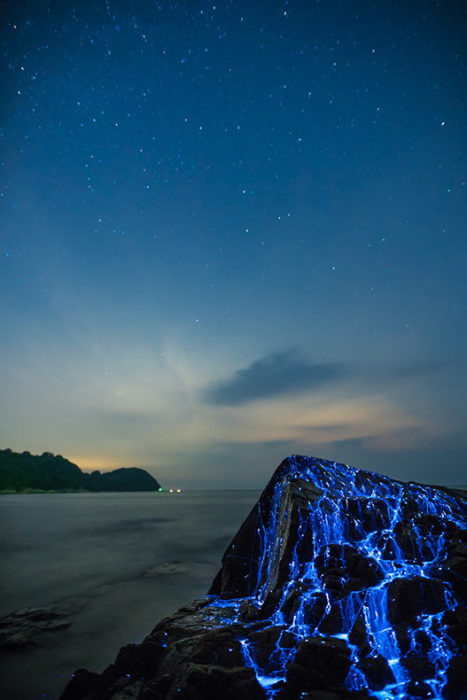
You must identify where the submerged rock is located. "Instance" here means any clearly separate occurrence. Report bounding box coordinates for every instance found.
[0,604,78,648]
[60,455,467,700]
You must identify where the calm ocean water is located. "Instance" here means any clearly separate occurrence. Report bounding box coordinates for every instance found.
[0,490,260,700]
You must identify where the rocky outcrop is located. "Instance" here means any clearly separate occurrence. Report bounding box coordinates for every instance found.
[0,603,81,648]
[60,455,467,699]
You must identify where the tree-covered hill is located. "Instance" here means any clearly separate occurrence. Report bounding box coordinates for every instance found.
[82,467,161,492]
[0,449,161,492]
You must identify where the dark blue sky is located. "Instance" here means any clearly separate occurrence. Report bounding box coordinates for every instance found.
[1,0,466,487]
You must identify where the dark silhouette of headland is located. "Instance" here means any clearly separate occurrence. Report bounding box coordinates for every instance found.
[0,449,161,492]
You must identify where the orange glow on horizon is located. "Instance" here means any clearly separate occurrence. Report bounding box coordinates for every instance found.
[68,454,129,473]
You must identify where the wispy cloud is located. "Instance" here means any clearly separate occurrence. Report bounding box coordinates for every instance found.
[201,350,351,405]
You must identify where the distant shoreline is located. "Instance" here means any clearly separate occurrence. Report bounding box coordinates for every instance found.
[0,449,161,492]
[1,486,465,495]
[0,488,163,494]
[0,488,86,494]
[0,488,263,494]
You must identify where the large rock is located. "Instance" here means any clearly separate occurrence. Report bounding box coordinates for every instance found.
[283,636,351,692]
[0,604,77,648]
[387,575,451,625]
[314,543,384,595]
[59,455,467,700]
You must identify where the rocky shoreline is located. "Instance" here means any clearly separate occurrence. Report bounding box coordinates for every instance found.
[60,456,467,700]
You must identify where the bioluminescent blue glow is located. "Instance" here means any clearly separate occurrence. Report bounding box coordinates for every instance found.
[207,456,466,699]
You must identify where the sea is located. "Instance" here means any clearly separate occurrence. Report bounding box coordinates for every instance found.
[0,490,260,700]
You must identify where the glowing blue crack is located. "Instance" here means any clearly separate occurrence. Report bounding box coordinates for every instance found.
[208,457,465,699]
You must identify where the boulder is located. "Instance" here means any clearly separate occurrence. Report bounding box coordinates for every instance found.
[315,544,384,595]
[358,653,394,690]
[0,604,76,648]
[284,636,351,694]
[59,455,466,700]
[387,576,450,625]
[165,663,266,700]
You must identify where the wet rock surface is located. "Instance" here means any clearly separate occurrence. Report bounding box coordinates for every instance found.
[0,603,80,648]
[60,456,467,700]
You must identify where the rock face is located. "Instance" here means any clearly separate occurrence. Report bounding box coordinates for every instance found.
[60,456,467,700]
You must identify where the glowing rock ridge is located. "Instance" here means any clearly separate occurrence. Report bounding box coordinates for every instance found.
[61,456,467,700]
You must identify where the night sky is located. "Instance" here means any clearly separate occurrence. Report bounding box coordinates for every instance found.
[1,1,466,488]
